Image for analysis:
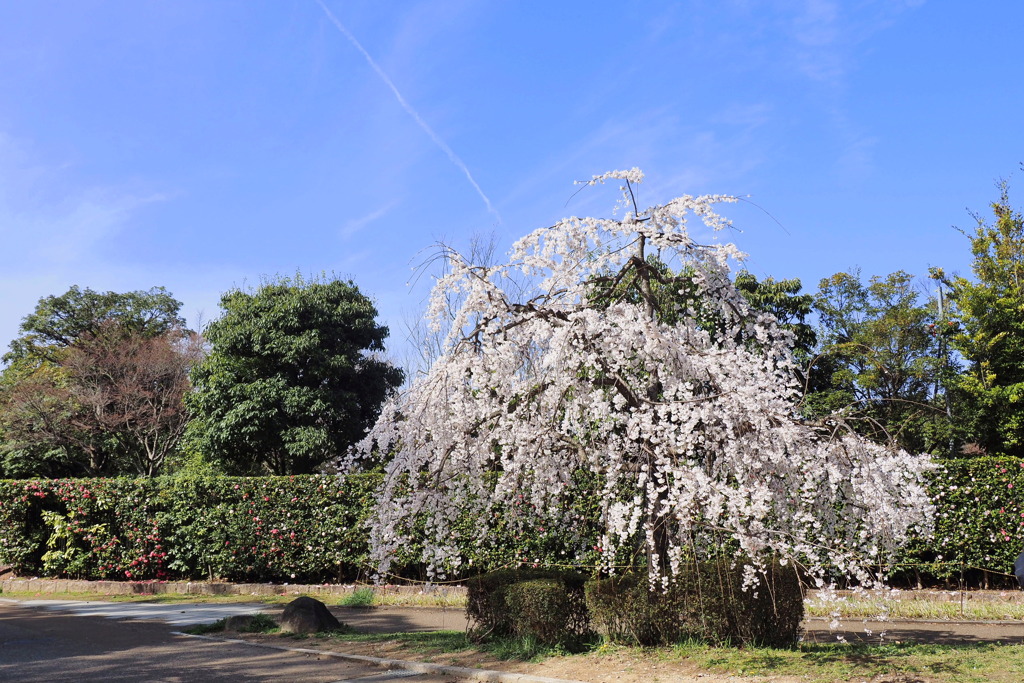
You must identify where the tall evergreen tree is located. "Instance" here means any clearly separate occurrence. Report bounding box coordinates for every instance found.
[940,182,1024,456]
[186,275,403,475]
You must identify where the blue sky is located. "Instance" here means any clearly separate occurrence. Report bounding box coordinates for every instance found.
[1,0,1021,368]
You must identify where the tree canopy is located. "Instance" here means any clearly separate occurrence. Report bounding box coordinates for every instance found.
[0,286,197,477]
[941,183,1024,456]
[4,285,186,365]
[807,270,949,454]
[186,274,403,475]
[353,170,933,588]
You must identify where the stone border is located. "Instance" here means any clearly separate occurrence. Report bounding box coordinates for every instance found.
[173,631,582,683]
[1,577,466,599]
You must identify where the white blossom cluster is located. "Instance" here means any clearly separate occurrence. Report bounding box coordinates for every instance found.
[351,170,934,588]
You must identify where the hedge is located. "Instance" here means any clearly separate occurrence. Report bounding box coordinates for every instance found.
[0,473,604,583]
[465,569,592,644]
[3,457,1024,585]
[898,456,1024,584]
[0,475,380,583]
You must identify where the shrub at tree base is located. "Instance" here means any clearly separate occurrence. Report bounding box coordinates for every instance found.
[465,569,591,645]
[585,561,804,647]
[505,578,595,646]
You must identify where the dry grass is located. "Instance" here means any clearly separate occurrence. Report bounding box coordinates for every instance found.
[806,592,1024,621]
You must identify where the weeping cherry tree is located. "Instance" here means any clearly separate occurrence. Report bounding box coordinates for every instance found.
[352,169,933,591]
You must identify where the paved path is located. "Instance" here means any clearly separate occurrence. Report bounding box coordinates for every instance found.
[803,616,1024,645]
[0,598,272,626]
[0,598,468,632]
[0,601,462,682]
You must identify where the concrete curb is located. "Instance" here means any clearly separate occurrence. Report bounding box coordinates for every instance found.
[171,631,584,683]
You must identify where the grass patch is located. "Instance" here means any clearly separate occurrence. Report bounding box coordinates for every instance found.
[290,629,1024,681]
[369,590,466,609]
[339,587,375,608]
[240,613,279,633]
[806,595,1024,621]
[660,640,1024,683]
[322,630,471,652]
[321,629,579,662]
[183,612,279,635]
[183,619,229,635]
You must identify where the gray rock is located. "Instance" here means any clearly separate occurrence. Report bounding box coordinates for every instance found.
[279,596,343,634]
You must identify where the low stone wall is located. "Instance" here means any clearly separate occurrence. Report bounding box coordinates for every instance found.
[0,576,467,599]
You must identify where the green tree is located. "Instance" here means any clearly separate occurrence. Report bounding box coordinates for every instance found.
[186,275,403,475]
[733,270,817,389]
[4,285,185,365]
[0,286,195,476]
[809,270,949,454]
[588,262,815,350]
[941,182,1024,456]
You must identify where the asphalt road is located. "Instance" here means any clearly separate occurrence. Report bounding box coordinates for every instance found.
[0,601,460,683]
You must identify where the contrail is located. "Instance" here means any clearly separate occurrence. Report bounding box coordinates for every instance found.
[314,0,500,221]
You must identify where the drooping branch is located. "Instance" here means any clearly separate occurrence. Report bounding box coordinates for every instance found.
[356,169,934,588]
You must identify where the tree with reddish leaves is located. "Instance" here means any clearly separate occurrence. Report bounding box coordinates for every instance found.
[1,287,202,477]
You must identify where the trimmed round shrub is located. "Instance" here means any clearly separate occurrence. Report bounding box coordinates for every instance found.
[586,560,804,647]
[465,569,591,644]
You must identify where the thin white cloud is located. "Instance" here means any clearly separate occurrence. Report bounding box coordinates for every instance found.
[39,190,167,264]
[0,134,168,266]
[340,203,395,241]
[791,0,845,83]
[0,131,175,353]
[314,0,500,222]
[775,0,925,181]
[500,104,768,223]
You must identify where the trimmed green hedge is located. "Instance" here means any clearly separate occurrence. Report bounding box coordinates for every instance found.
[898,456,1024,583]
[0,473,604,583]
[3,457,1024,585]
[465,569,592,644]
[0,476,379,583]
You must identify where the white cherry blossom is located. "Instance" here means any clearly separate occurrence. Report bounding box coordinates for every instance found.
[351,170,934,589]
